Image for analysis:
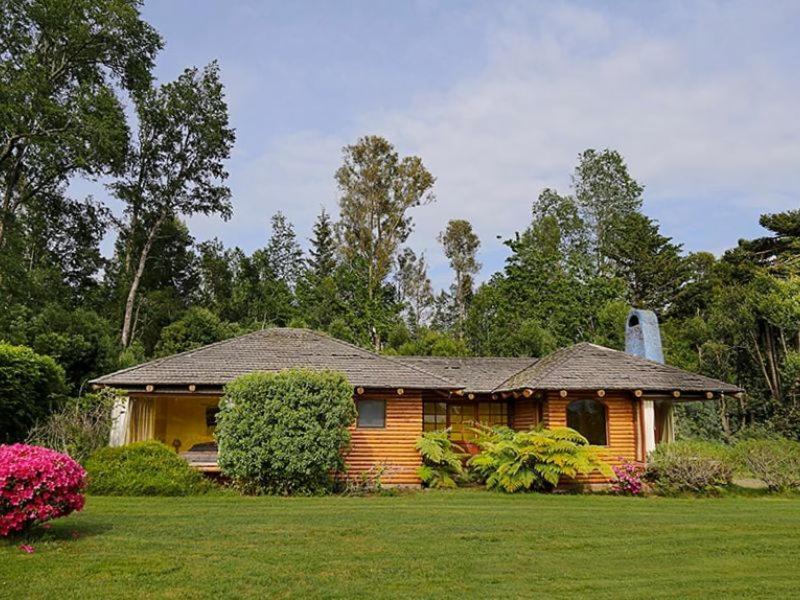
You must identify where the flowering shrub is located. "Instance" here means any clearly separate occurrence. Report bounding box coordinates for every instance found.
[0,444,86,537]
[610,459,646,495]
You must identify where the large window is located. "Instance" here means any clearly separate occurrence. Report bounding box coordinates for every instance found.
[423,401,509,441]
[356,399,386,428]
[566,399,607,445]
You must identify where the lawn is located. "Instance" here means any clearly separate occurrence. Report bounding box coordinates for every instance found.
[2,491,799,599]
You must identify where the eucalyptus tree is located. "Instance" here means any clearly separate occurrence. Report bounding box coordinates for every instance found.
[0,0,162,250]
[113,62,235,347]
[438,219,481,333]
[395,247,434,332]
[335,135,435,349]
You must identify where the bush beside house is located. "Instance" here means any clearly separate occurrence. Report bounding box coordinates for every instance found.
[216,369,357,495]
[84,441,211,496]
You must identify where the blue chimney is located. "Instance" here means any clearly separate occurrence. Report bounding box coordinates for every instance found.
[625,309,664,364]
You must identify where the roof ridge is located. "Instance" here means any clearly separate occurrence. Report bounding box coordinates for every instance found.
[492,343,581,392]
[293,328,460,388]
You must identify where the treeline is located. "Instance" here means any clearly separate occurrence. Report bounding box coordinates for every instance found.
[1,1,798,440]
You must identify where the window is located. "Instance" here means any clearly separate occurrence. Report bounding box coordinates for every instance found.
[423,402,447,432]
[356,399,385,428]
[566,399,607,445]
[478,402,509,428]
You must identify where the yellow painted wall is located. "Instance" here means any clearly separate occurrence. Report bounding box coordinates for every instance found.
[142,395,219,454]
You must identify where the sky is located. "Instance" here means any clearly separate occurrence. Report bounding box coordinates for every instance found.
[81,1,800,289]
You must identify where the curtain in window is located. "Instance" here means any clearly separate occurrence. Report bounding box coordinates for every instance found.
[126,398,156,443]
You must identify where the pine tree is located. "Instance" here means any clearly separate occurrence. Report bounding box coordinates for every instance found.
[308,208,337,277]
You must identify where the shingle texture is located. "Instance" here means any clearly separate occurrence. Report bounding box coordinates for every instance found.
[495,342,743,393]
[91,328,456,390]
[93,330,742,395]
[397,356,538,393]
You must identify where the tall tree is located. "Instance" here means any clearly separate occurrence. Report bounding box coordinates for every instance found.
[335,135,435,349]
[0,0,162,250]
[438,219,481,332]
[307,207,337,277]
[259,211,303,289]
[394,247,434,332]
[113,62,235,347]
[572,149,644,269]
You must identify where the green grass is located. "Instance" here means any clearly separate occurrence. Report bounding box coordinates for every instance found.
[2,491,799,599]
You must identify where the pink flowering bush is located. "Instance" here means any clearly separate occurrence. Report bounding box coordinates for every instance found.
[610,458,646,496]
[0,444,86,537]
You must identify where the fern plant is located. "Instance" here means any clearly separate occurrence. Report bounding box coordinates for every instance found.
[468,425,612,493]
[415,430,468,489]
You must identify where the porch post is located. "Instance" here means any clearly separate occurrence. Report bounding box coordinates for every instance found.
[109,396,131,447]
[642,399,656,456]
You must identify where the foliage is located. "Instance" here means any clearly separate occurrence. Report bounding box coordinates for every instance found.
[84,441,210,496]
[439,219,481,332]
[154,307,241,357]
[336,135,435,348]
[216,369,356,495]
[0,0,162,249]
[734,438,800,492]
[25,389,119,463]
[113,61,235,348]
[0,343,67,443]
[395,248,434,331]
[5,305,117,393]
[415,430,467,489]
[468,425,612,492]
[0,444,86,537]
[645,441,734,495]
[610,459,646,495]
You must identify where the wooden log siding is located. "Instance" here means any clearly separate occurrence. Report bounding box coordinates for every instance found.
[543,390,639,484]
[345,391,423,486]
[512,398,540,430]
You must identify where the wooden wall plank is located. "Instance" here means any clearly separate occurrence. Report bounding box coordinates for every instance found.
[345,391,422,486]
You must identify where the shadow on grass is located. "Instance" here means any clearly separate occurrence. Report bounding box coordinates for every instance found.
[1,520,113,548]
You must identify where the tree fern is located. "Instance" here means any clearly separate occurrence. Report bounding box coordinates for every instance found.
[415,430,467,489]
[469,425,612,493]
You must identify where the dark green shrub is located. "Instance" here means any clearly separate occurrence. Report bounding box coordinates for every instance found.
[216,369,357,495]
[0,343,67,443]
[154,307,242,357]
[469,425,612,493]
[84,441,211,496]
[734,438,800,492]
[416,429,467,488]
[26,389,119,463]
[645,441,733,495]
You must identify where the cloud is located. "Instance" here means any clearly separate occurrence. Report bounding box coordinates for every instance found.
[190,1,800,289]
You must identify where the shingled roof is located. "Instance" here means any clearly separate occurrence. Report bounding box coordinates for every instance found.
[91,328,456,391]
[397,356,538,393]
[495,342,743,394]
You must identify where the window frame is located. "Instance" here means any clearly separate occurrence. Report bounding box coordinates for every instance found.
[566,398,609,446]
[356,398,387,429]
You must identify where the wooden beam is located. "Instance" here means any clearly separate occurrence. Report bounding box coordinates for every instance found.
[559,389,568,398]
[356,386,365,395]
[145,384,154,393]
[188,384,196,392]
[672,390,681,398]
[522,388,533,398]
[467,393,475,400]
[396,388,404,396]
[597,389,606,398]
[705,391,714,399]
[633,389,643,398]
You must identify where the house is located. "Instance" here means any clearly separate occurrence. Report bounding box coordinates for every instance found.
[91,310,742,486]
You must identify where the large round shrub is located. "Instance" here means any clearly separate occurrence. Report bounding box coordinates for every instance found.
[0,343,67,443]
[0,444,86,537]
[216,369,357,494]
[84,441,210,496]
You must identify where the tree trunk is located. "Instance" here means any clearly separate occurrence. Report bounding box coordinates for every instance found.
[120,213,167,347]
